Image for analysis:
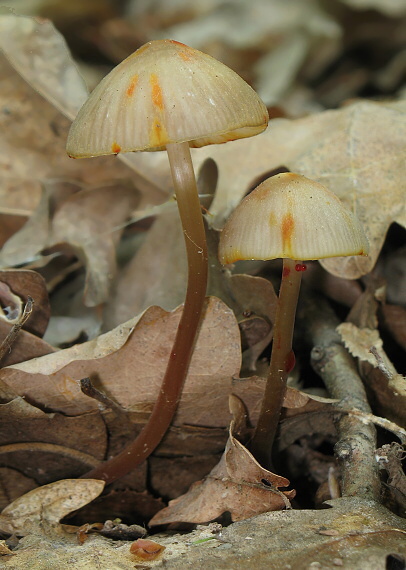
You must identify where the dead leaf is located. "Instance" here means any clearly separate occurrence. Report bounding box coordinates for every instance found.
[338,322,388,366]
[0,468,37,511]
[380,303,406,351]
[105,204,187,329]
[0,323,55,367]
[0,398,108,484]
[0,270,50,337]
[0,297,241,427]
[51,182,140,306]
[0,11,88,121]
[343,284,406,426]
[0,479,105,536]
[149,395,295,525]
[0,12,168,205]
[185,99,406,279]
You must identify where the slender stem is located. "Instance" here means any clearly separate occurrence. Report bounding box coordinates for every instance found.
[251,258,303,469]
[82,142,208,484]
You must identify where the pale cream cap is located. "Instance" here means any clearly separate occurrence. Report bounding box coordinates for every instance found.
[67,40,268,157]
[219,173,369,264]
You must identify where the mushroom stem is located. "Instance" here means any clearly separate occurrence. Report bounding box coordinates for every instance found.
[251,258,303,469]
[82,142,208,484]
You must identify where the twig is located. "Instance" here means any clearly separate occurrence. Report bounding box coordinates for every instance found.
[299,291,381,502]
[79,377,129,422]
[0,296,34,365]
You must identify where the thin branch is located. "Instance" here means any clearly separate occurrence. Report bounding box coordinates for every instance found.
[299,291,381,502]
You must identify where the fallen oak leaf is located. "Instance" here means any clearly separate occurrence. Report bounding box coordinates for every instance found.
[0,12,167,205]
[51,181,140,307]
[0,479,105,536]
[0,270,50,338]
[149,395,295,525]
[0,297,241,428]
[194,99,405,279]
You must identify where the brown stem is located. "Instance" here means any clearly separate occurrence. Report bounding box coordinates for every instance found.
[82,142,208,484]
[251,258,303,469]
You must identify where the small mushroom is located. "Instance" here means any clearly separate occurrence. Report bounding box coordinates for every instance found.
[67,40,268,483]
[218,172,369,468]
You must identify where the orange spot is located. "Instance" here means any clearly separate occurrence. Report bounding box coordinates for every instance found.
[150,73,164,110]
[281,212,294,254]
[170,40,188,48]
[126,74,138,97]
[149,117,168,147]
[178,49,192,62]
[111,142,121,154]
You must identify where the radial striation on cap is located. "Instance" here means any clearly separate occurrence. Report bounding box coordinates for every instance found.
[67,39,269,157]
[219,173,369,264]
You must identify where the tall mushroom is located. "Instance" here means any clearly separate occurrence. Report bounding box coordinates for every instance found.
[67,39,268,483]
[218,172,369,469]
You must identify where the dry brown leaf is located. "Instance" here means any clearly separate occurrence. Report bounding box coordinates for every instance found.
[0,297,241,426]
[0,323,55,367]
[105,205,187,329]
[51,182,140,306]
[150,395,295,525]
[189,99,405,279]
[344,284,406,426]
[0,478,105,536]
[0,468,38,511]
[337,322,387,366]
[0,12,168,206]
[0,49,148,228]
[0,270,50,337]
[0,397,107,484]
[0,11,88,121]
[381,303,406,351]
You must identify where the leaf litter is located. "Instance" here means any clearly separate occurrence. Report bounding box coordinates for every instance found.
[0,6,404,569]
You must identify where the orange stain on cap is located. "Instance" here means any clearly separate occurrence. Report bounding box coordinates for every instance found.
[149,117,168,147]
[150,73,164,110]
[111,142,121,154]
[126,74,138,97]
[281,212,295,254]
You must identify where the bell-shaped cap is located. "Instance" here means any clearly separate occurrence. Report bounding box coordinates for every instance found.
[67,39,268,157]
[219,173,369,264]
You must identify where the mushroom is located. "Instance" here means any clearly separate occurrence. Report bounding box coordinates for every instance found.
[67,39,268,483]
[218,172,369,468]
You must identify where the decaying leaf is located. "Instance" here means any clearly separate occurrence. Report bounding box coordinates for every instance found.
[0,11,88,121]
[342,283,406,426]
[105,204,187,329]
[0,397,107,484]
[0,479,105,536]
[338,322,390,367]
[0,270,50,337]
[51,181,140,306]
[0,468,38,511]
[0,297,242,427]
[192,100,405,280]
[150,395,295,525]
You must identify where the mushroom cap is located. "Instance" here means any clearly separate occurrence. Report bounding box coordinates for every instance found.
[67,39,268,157]
[219,173,369,264]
